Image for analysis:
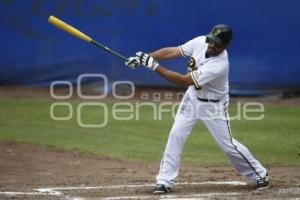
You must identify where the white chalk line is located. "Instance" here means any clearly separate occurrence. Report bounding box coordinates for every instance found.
[0,191,47,196]
[35,181,247,192]
[0,190,62,196]
[0,181,246,198]
[100,192,243,200]
[65,187,300,200]
[3,181,299,199]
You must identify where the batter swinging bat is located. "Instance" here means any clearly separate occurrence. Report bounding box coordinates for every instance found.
[48,15,128,61]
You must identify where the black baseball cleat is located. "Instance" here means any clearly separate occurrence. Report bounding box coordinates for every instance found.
[256,172,270,190]
[153,184,172,194]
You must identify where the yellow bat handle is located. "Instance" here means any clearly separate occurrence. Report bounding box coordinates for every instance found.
[48,15,92,43]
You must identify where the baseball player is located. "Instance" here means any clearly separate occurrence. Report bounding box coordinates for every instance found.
[126,24,269,194]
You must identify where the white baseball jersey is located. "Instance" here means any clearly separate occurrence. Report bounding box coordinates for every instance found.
[179,36,229,101]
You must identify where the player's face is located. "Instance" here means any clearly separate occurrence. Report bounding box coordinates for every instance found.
[206,38,226,57]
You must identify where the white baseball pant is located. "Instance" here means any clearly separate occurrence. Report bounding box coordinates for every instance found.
[156,88,267,187]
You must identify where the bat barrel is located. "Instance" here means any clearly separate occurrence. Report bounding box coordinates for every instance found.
[48,15,92,43]
[48,15,129,62]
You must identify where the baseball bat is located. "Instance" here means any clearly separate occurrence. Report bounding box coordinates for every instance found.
[48,15,128,61]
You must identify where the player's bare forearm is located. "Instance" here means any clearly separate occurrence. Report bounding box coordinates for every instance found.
[149,47,182,60]
[155,66,194,87]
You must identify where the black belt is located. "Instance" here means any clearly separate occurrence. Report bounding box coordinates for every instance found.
[197,97,219,103]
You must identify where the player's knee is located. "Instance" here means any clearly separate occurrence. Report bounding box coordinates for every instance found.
[221,144,236,155]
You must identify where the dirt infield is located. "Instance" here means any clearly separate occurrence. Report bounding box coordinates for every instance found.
[0,141,299,199]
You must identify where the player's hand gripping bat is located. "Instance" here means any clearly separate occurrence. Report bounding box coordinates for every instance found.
[48,15,129,62]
